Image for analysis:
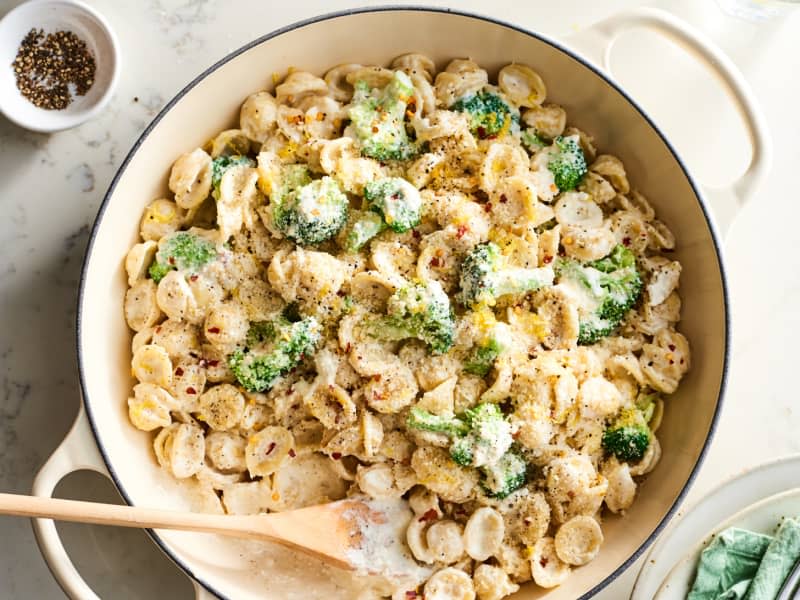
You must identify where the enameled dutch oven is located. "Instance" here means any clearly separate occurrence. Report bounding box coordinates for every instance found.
[31,6,771,599]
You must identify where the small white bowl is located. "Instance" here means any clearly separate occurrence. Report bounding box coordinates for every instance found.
[0,0,119,132]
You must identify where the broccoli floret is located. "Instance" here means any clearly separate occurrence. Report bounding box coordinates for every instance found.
[547,135,587,191]
[273,176,349,245]
[148,231,217,283]
[458,242,554,307]
[228,316,321,392]
[271,164,313,203]
[339,210,385,252]
[348,72,418,161]
[408,402,525,495]
[481,451,527,499]
[520,128,547,152]
[244,319,281,346]
[556,244,642,344]
[211,155,256,199]
[464,321,512,377]
[602,407,651,462]
[406,407,469,437]
[364,177,422,233]
[369,280,455,355]
[450,91,519,139]
[408,402,513,468]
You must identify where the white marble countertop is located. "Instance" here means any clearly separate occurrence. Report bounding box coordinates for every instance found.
[0,0,797,597]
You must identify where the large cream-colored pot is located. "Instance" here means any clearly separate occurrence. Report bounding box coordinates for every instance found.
[32,7,771,600]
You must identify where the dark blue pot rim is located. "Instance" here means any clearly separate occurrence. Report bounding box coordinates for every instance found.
[75,5,729,599]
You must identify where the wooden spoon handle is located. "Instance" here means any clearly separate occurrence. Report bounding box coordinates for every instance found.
[0,492,267,540]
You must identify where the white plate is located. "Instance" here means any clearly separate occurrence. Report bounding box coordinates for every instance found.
[633,454,800,600]
[653,488,800,599]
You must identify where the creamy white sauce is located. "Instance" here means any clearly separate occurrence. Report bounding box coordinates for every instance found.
[343,498,432,594]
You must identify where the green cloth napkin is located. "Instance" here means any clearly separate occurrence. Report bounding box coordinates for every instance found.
[744,518,800,600]
[688,527,774,600]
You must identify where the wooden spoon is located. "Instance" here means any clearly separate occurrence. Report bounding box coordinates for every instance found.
[0,492,416,574]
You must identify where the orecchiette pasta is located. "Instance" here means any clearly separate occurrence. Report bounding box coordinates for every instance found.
[554,515,604,565]
[123,54,690,599]
[464,507,505,561]
[473,564,520,600]
[530,537,571,588]
[424,567,475,600]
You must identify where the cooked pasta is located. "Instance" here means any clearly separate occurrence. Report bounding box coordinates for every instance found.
[123,54,690,597]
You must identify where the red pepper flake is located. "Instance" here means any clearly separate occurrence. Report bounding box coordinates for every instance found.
[288,448,296,458]
[168,257,175,265]
[622,236,631,247]
[558,248,566,257]
[175,367,184,376]
[411,229,421,239]
[429,256,442,268]
[155,326,162,334]
[483,202,492,213]
[680,358,685,365]
[477,126,486,138]
[331,452,342,460]
[499,194,508,204]
[265,442,277,455]
[540,557,549,568]
[371,126,379,133]
[487,134,498,140]
[523,517,533,525]
[405,592,419,599]
[287,386,294,394]
[207,326,220,334]
[418,508,438,523]
[567,490,575,499]
[206,359,219,368]
[344,343,352,354]
[185,386,197,395]
[669,360,674,365]
[512,430,521,440]
[372,374,382,382]
[189,274,198,282]
[668,344,676,352]
[543,255,553,264]
[336,289,346,297]
[456,225,468,239]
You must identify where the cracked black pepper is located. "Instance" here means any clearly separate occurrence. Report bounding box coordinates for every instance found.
[12,28,96,110]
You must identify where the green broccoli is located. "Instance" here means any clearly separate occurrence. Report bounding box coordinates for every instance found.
[458,242,554,307]
[148,231,217,283]
[408,403,513,468]
[464,321,512,377]
[210,155,256,199]
[271,164,313,204]
[546,135,587,191]
[273,176,349,245]
[348,71,418,161]
[602,406,651,462]
[364,177,422,233]
[407,402,525,497]
[368,280,455,355]
[636,391,659,424]
[520,128,547,152]
[481,451,527,499]
[339,209,385,252]
[450,91,519,139]
[228,316,321,392]
[244,320,280,346]
[406,407,470,437]
[556,244,642,344]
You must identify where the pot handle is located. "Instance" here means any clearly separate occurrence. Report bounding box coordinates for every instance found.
[566,6,772,235]
[32,407,219,600]
[31,407,109,600]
